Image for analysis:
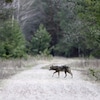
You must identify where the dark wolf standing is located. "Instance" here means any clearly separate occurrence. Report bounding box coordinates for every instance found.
[49,65,73,78]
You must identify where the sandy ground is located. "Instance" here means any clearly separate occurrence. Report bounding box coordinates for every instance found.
[0,58,100,100]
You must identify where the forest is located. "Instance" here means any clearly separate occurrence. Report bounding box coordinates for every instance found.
[0,0,100,58]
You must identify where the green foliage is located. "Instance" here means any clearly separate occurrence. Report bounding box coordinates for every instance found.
[0,20,26,58]
[1,0,99,58]
[89,68,100,81]
[76,0,100,58]
[30,24,51,55]
[41,0,62,45]
[76,0,100,25]
[41,0,89,57]
[53,0,83,57]
[49,0,100,58]
[5,0,13,3]
[27,0,99,58]
[0,8,14,21]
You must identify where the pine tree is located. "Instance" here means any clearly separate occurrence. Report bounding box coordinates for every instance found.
[0,20,26,58]
[30,24,51,55]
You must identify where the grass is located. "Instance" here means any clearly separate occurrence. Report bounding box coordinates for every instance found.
[71,58,100,82]
[0,55,53,80]
[0,59,24,80]
[88,68,100,81]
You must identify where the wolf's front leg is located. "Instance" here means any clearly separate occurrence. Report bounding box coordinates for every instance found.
[52,71,57,77]
[64,71,67,78]
[58,71,60,77]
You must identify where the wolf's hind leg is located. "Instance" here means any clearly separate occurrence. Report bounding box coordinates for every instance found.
[68,71,73,78]
[58,71,60,77]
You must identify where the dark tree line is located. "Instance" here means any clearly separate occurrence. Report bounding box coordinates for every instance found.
[0,0,100,58]
[41,0,100,58]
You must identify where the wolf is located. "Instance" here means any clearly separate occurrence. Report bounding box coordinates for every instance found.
[49,65,73,78]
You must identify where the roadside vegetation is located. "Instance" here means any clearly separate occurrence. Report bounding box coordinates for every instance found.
[0,55,53,80]
[70,58,100,82]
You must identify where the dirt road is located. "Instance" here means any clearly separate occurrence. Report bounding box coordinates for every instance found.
[0,58,100,100]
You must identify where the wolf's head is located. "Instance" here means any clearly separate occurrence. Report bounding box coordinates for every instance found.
[49,65,58,70]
